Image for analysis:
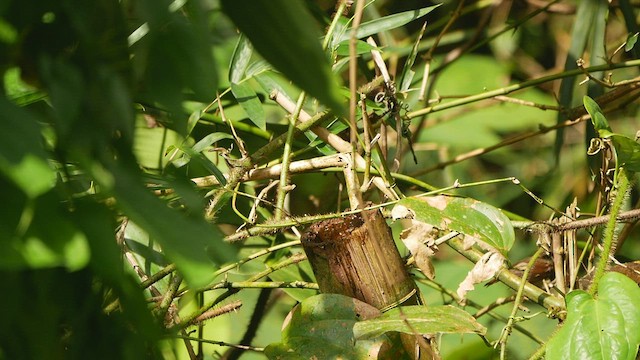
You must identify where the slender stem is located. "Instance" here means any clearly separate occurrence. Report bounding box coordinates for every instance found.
[498,248,545,358]
[221,289,273,360]
[155,274,182,319]
[212,240,301,278]
[448,238,564,311]
[588,169,630,295]
[347,0,366,209]
[214,281,319,290]
[205,110,332,220]
[323,1,348,50]
[275,93,306,219]
[140,263,176,289]
[417,279,544,344]
[173,335,264,352]
[406,59,640,119]
[174,253,307,329]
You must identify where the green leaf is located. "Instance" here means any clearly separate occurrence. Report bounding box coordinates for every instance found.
[265,294,402,359]
[333,5,440,45]
[221,0,345,114]
[133,126,183,170]
[230,82,266,130]
[546,272,640,360]
[395,196,515,254]
[607,134,640,173]
[0,98,55,198]
[334,40,376,56]
[583,96,612,134]
[554,0,604,158]
[229,34,253,84]
[105,162,236,288]
[138,0,217,131]
[192,132,235,153]
[267,259,317,302]
[625,32,639,52]
[0,190,90,271]
[354,305,486,340]
[399,22,427,92]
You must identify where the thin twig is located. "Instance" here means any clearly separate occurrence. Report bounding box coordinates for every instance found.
[497,248,545,358]
[188,300,242,327]
[406,59,640,119]
[174,335,263,352]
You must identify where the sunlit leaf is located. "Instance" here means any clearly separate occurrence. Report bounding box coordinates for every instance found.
[0,98,55,198]
[221,0,345,114]
[546,272,640,360]
[230,82,266,130]
[265,294,403,359]
[399,21,427,92]
[334,40,376,56]
[229,34,253,84]
[625,32,639,52]
[583,96,611,134]
[333,5,440,45]
[192,132,234,153]
[0,191,90,271]
[105,162,236,288]
[394,196,515,254]
[354,305,486,340]
[267,259,317,302]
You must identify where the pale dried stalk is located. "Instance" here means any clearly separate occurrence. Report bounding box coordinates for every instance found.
[270,90,399,200]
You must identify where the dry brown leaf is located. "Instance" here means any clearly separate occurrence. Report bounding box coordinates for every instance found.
[400,221,438,279]
[457,251,506,300]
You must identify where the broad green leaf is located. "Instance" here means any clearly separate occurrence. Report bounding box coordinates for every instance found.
[546,272,640,360]
[265,294,403,359]
[333,5,440,45]
[607,134,640,173]
[221,0,345,114]
[230,82,266,130]
[395,196,515,254]
[229,34,253,84]
[133,126,183,169]
[583,96,612,134]
[0,98,55,198]
[354,305,486,340]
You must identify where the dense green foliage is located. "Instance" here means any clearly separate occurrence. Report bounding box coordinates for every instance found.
[1,0,640,359]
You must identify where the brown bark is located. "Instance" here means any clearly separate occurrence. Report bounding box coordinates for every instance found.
[302,209,435,359]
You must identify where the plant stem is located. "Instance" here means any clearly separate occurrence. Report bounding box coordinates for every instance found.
[588,169,630,295]
[448,238,564,311]
[204,110,332,220]
[275,92,306,219]
[221,288,273,360]
[498,248,545,358]
[173,253,307,329]
[406,59,640,119]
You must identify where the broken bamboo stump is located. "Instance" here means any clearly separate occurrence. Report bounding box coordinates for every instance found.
[302,208,434,359]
